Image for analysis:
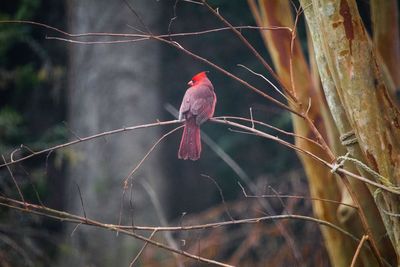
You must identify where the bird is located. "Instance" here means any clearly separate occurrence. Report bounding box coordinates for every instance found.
[178,71,216,160]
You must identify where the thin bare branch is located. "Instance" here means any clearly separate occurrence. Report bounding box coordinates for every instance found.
[237,63,295,105]
[141,180,183,267]
[129,229,158,267]
[122,0,152,34]
[122,126,183,184]
[0,120,180,168]
[210,118,400,195]
[75,183,87,221]
[0,196,359,242]
[0,196,232,267]
[119,125,183,231]
[201,174,234,221]
[201,0,297,102]
[0,20,301,116]
[0,20,290,39]
[350,235,369,267]
[214,115,324,148]
[237,182,357,209]
[2,155,25,205]
[1,117,398,195]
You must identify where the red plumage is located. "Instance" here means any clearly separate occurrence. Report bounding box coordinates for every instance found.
[178,72,216,160]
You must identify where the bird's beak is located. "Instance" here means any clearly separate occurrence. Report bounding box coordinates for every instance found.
[188,80,194,86]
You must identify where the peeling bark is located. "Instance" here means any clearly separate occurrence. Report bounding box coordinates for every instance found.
[300,0,400,262]
[251,1,359,265]
[249,0,400,264]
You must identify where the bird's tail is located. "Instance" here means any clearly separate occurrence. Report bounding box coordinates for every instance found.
[178,117,201,160]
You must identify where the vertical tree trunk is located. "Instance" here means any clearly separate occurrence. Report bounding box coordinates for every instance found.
[250,0,399,265]
[250,1,355,265]
[58,1,164,266]
[300,0,399,264]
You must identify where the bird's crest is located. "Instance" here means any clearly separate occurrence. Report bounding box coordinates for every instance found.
[190,71,209,84]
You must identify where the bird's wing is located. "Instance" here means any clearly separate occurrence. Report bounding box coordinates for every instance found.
[191,85,216,125]
[194,96,215,125]
[190,98,206,115]
[178,89,192,120]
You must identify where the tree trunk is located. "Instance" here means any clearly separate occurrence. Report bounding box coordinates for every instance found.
[58,0,164,266]
[300,0,399,264]
[250,0,399,265]
[249,1,356,265]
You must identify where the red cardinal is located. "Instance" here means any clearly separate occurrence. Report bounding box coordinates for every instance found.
[178,71,216,160]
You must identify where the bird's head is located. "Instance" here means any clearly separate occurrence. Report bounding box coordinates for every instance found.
[188,71,209,86]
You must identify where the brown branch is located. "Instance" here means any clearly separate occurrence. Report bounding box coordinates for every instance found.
[122,126,183,184]
[0,197,232,267]
[0,195,359,242]
[1,117,398,195]
[350,235,369,267]
[237,181,358,209]
[200,174,234,221]
[0,19,302,116]
[214,115,324,148]
[288,4,304,98]
[0,20,290,39]
[201,2,337,178]
[119,125,183,228]
[129,229,158,267]
[46,37,301,116]
[0,119,180,168]
[201,0,297,102]
[2,155,25,206]
[152,36,300,116]
[211,118,400,194]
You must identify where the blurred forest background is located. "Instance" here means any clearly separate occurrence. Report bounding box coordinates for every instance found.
[0,0,399,266]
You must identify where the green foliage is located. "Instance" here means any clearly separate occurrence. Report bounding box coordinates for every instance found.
[0,0,66,151]
[0,1,66,265]
[0,107,24,138]
[15,0,40,20]
[15,64,39,91]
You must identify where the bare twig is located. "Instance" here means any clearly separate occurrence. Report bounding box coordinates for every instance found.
[249,107,255,129]
[129,229,158,267]
[237,182,357,209]
[0,120,181,168]
[0,20,303,117]
[122,0,152,34]
[0,196,359,241]
[168,0,179,37]
[209,118,400,195]
[75,183,87,220]
[201,0,297,102]
[141,180,184,267]
[238,64,295,105]
[154,36,300,116]
[118,125,183,228]
[350,235,369,267]
[2,155,25,205]
[122,126,183,184]
[0,196,232,267]
[0,116,397,196]
[165,103,252,187]
[288,4,304,97]
[214,115,324,148]
[0,20,290,40]
[200,174,234,221]
[268,185,289,214]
